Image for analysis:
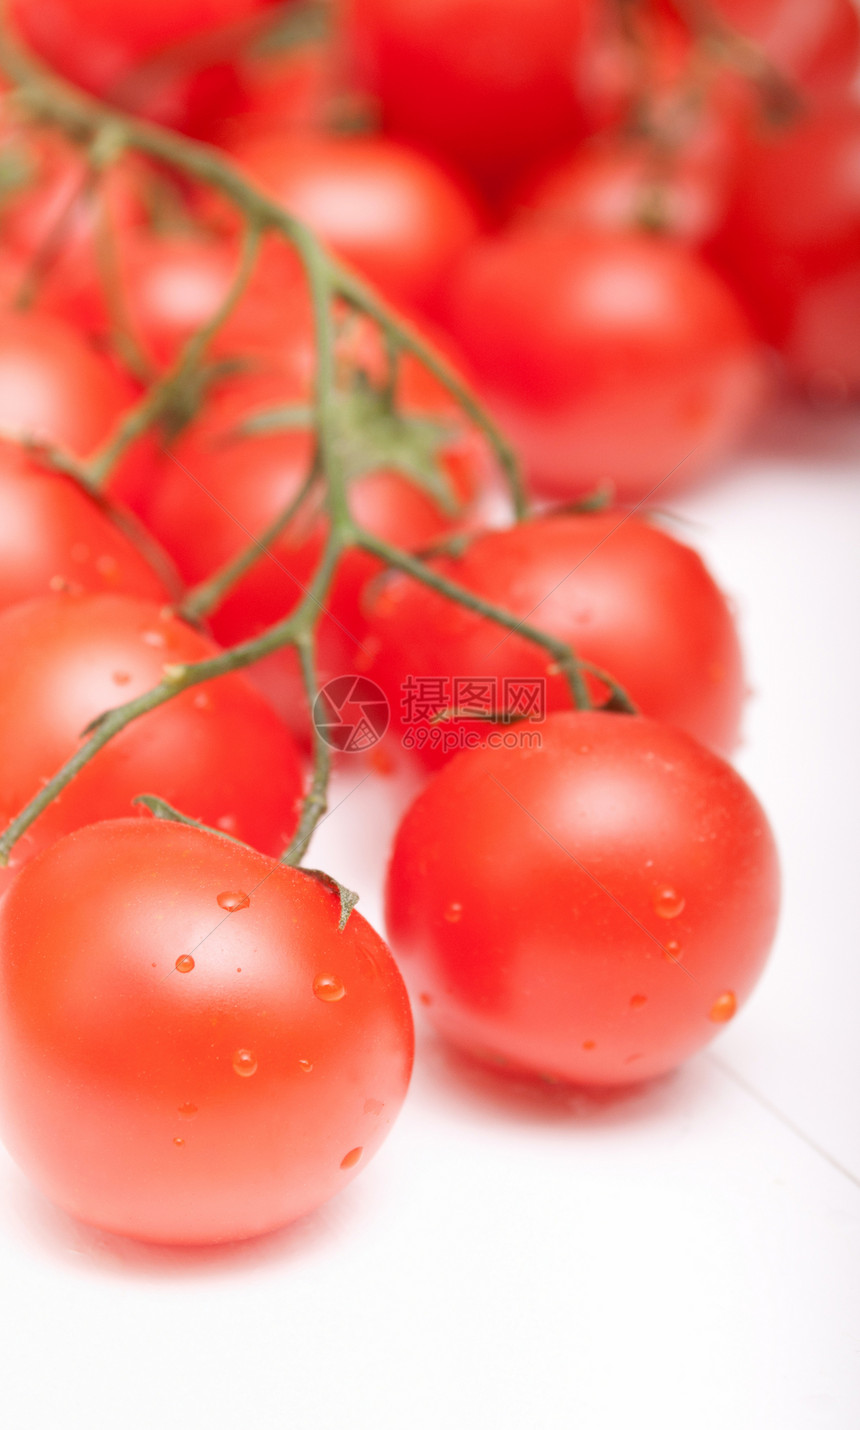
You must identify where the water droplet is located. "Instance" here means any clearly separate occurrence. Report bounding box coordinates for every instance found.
[340,1147,363,1170]
[709,991,737,1023]
[141,629,166,647]
[236,967,242,973]
[630,994,647,1010]
[364,1098,383,1115]
[654,887,685,919]
[175,954,195,973]
[582,1039,597,1051]
[444,901,463,923]
[232,1049,258,1077]
[48,574,70,592]
[193,691,210,710]
[314,973,345,1002]
[173,1137,185,1148]
[298,1059,313,1073]
[217,890,250,912]
[178,1102,197,1118]
[625,1053,643,1064]
[546,661,560,676]
[111,670,131,686]
[664,939,682,962]
[95,554,119,579]
[578,744,591,754]
[419,992,433,1007]
[70,542,89,563]
[217,814,237,833]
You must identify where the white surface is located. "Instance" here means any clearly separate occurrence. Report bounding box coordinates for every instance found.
[1,412,859,1430]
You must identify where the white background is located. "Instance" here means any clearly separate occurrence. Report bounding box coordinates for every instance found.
[0,406,858,1429]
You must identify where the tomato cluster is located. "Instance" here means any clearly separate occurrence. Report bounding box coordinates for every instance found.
[1,0,849,1246]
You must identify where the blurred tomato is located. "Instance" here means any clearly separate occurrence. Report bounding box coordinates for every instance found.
[442,229,764,501]
[713,0,860,98]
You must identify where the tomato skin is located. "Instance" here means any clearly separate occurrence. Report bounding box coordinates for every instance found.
[0,594,305,891]
[385,711,779,1087]
[0,818,413,1243]
[0,439,175,612]
[0,311,133,458]
[230,133,483,312]
[365,512,745,767]
[340,0,593,194]
[442,229,765,500]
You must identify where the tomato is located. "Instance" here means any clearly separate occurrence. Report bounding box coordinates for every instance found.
[442,229,765,501]
[783,265,860,400]
[0,593,305,893]
[0,310,133,458]
[0,817,413,1243]
[364,511,744,768]
[712,0,860,98]
[10,0,280,95]
[386,710,779,1086]
[0,439,176,612]
[230,132,483,313]
[339,0,594,195]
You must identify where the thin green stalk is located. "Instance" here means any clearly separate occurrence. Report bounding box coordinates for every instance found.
[280,634,331,866]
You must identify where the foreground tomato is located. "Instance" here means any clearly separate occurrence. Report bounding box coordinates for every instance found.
[0,593,304,891]
[386,711,779,1086]
[443,229,764,500]
[365,512,745,766]
[0,818,413,1243]
[230,133,483,313]
[0,311,132,458]
[0,439,176,612]
[340,0,593,195]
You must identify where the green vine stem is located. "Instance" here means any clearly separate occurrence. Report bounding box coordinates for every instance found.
[0,6,636,872]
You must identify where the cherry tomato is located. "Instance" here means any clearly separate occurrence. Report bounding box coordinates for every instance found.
[0,439,176,612]
[783,265,860,400]
[364,511,744,767]
[0,310,133,458]
[386,710,779,1086]
[0,817,413,1243]
[339,0,594,195]
[0,593,305,893]
[230,132,483,313]
[442,229,765,501]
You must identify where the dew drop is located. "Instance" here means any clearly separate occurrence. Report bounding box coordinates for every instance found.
[582,1039,597,1051]
[340,1146,363,1170]
[216,814,237,833]
[654,887,685,919]
[444,901,463,923]
[178,1102,197,1119]
[364,1098,383,1116]
[419,992,433,1007]
[175,954,195,973]
[48,574,70,592]
[298,1059,313,1073]
[111,670,131,686]
[95,554,119,579]
[173,1137,185,1148]
[217,890,250,912]
[664,939,682,962]
[625,1053,644,1064]
[546,661,560,676]
[232,1048,258,1077]
[193,691,211,710]
[141,629,166,647]
[314,973,345,1002]
[709,991,737,1023]
[630,994,647,1010]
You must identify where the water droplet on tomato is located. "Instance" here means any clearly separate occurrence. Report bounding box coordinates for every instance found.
[95,554,119,579]
[709,991,737,1023]
[298,1059,313,1073]
[582,1039,597,1051]
[217,890,250,912]
[630,994,647,1010]
[193,691,210,710]
[664,939,682,962]
[175,954,195,973]
[173,1137,185,1148]
[444,901,463,923]
[340,1147,363,1170]
[313,973,345,1002]
[216,814,237,833]
[178,1102,197,1118]
[141,629,166,647]
[419,992,433,1006]
[654,887,685,919]
[232,1049,258,1077]
[364,1098,383,1115]
[111,669,131,686]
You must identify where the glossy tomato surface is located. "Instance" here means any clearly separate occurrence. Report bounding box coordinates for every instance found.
[0,593,304,890]
[443,229,765,500]
[0,818,413,1243]
[365,512,745,766]
[0,439,175,612]
[386,711,779,1086]
[231,133,483,312]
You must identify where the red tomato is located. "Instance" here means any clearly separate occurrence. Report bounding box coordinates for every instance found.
[0,818,413,1243]
[442,229,764,501]
[0,311,133,458]
[713,0,860,98]
[10,0,279,94]
[783,265,860,400]
[230,133,483,312]
[0,593,305,893]
[386,711,780,1086]
[0,439,176,611]
[339,0,594,195]
[364,511,744,768]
